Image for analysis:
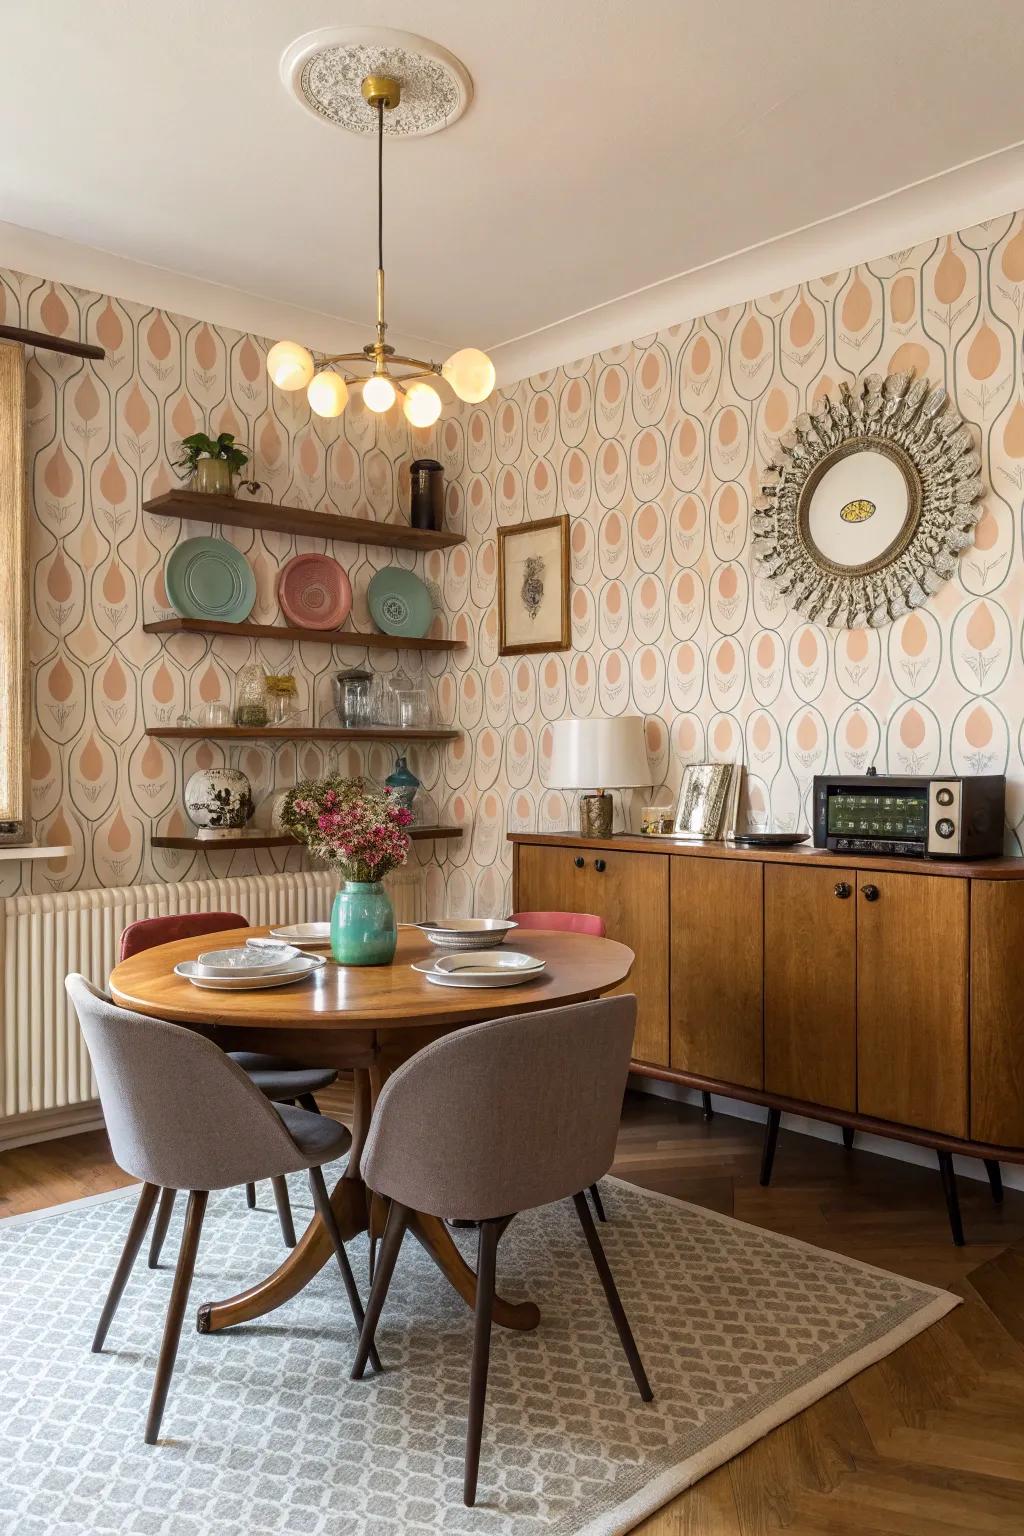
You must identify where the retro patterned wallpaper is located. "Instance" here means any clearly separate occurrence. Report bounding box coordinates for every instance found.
[0,264,448,899]
[424,207,1024,917]
[7,203,1024,913]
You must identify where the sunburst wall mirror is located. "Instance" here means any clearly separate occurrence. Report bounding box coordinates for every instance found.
[751,371,985,628]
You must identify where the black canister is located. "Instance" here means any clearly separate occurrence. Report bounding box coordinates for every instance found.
[409,458,444,531]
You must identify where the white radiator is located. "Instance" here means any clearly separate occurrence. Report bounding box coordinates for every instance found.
[1,868,425,1120]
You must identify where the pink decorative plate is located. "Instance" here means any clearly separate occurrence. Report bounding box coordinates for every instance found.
[277,554,352,630]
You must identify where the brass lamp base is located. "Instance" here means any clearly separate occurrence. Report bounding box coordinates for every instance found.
[579,792,613,839]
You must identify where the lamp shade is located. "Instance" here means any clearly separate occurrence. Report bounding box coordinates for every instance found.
[547,716,651,790]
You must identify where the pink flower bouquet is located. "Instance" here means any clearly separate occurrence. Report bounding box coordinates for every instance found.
[281,776,411,882]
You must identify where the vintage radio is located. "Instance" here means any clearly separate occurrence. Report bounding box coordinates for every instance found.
[812,771,1005,859]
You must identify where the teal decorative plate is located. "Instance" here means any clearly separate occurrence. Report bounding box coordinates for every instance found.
[367,566,434,638]
[165,537,256,623]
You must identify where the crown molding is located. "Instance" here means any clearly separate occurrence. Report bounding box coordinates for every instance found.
[0,219,447,361]
[487,140,1024,387]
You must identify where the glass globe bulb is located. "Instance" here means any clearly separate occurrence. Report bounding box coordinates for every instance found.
[403,381,442,428]
[267,339,314,392]
[441,347,495,404]
[363,374,397,414]
[307,370,349,418]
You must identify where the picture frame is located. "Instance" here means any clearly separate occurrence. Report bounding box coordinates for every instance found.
[672,763,735,840]
[496,514,571,656]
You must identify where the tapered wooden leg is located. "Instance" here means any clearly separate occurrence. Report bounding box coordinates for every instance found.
[937,1150,965,1247]
[308,1165,380,1374]
[271,1176,296,1248]
[145,1189,208,1445]
[245,1183,256,1209]
[572,1191,653,1402]
[352,1201,411,1380]
[701,1091,714,1120]
[588,1183,607,1223]
[984,1158,1003,1204]
[92,1182,159,1352]
[842,1126,855,1150]
[148,1187,177,1269]
[297,1093,320,1113]
[464,1218,501,1508]
[368,1235,378,1285]
[760,1108,782,1186]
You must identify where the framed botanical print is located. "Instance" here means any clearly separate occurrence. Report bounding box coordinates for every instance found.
[496,514,571,655]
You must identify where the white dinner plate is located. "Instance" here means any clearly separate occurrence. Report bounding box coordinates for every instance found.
[412,950,546,989]
[268,922,332,950]
[196,941,300,977]
[174,954,326,990]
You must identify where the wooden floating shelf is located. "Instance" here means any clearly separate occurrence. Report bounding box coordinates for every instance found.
[151,827,463,852]
[147,726,459,742]
[143,491,464,551]
[143,616,462,652]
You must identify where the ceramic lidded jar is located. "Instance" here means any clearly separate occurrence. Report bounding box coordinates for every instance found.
[184,768,254,839]
[384,754,421,817]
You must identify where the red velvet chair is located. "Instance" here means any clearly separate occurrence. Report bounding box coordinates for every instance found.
[117,913,338,1259]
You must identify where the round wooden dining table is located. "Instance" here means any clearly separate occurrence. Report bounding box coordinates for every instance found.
[109,924,634,1337]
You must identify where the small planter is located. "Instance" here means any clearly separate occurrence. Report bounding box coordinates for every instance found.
[193,458,233,496]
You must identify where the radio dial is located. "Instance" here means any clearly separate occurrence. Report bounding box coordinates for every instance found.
[935,787,954,807]
[935,818,955,840]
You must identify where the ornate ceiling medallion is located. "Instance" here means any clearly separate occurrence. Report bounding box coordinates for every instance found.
[751,372,985,629]
[280,26,472,137]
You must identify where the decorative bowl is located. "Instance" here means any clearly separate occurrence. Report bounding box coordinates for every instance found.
[415,917,518,951]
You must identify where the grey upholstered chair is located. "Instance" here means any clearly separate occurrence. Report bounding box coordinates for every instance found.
[350,995,653,1508]
[119,912,339,1255]
[65,975,377,1445]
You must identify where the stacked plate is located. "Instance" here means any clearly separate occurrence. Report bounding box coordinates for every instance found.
[269,922,332,951]
[411,950,545,989]
[175,939,326,991]
[416,918,517,952]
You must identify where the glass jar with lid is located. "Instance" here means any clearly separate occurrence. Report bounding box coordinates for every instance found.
[233,662,268,727]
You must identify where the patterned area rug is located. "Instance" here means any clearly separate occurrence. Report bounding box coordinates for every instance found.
[0,1171,956,1536]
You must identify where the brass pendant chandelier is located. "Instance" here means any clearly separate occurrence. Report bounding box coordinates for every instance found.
[266,74,494,426]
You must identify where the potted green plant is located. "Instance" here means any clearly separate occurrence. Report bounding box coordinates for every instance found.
[172,431,252,496]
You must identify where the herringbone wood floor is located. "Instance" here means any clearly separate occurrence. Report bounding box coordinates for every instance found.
[3,1086,1024,1532]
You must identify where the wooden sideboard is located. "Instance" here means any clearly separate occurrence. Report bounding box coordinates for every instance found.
[510,832,1024,1164]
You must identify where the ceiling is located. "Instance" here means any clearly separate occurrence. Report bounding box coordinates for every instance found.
[3,0,1024,368]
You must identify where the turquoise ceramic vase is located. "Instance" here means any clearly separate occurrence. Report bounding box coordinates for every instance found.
[330,880,397,966]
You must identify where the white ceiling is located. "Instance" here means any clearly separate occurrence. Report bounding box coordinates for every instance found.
[3,0,1024,376]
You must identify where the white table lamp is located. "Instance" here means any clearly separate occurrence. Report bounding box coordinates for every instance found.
[548,716,651,837]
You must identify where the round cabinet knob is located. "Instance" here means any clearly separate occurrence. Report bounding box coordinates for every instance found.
[594,858,607,872]
[862,884,880,902]
[573,856,585,869]
[834,882,851,899]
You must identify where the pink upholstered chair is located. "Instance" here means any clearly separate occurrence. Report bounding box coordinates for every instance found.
[118,913,338,1256]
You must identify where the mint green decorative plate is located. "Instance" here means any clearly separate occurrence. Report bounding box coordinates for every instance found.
[165,537,256,623]
[367,567,434,638]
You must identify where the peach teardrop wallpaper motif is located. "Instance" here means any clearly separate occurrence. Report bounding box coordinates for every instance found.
[6,205,1024,911]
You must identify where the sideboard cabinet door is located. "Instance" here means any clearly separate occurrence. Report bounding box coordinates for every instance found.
[764,864,856,1111]
[970,880,1024,1147]
[670,858,763,1089]
[856,871,968,1138]
[514,843,669,1067]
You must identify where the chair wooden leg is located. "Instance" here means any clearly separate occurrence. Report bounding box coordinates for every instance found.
[307,1165,381,1374]
[760,1108,782,1186]
[148,1187,177,1269]
[368,1235,378,1286]
[271,1175,296,1247]
[245,1183,256,1209]
[701,1090,714,1120]
[144,1189,208,1445]
[464,1217,501,1508]
[571,1191,653,1403]
[937,1150,965,1247]
[588,1182,607,1223]
[842,1126,855,1150]
[92,1182,159,1353]
[351,1200,411,1380]
[297,1092,320,1113]
[984,1158,1003,1204]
